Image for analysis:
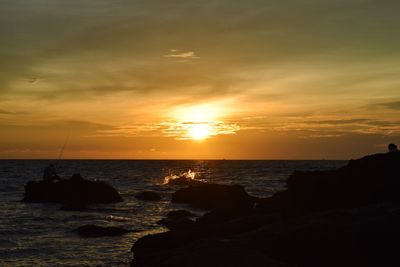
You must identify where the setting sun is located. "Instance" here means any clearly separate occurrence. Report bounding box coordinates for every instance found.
[187,123,212,140]
[165,102,238,140]
[3,1,400,266]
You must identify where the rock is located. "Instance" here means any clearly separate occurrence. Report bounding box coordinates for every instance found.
[281,151,400,212]
[135,191,162,201]
[131,152,400,267]
[77,224,132,238]
[157,217,195,231]
[195,207,254,226]
[132,202,400,267]
[166,210,196,218]
[22,175,123,204]
[157,210,197,230]
[230,203,400,267]
[172,183,257,210]
[166,177,206,186]
[132,239,292,267]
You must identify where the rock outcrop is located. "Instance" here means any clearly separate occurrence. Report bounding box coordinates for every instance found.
[131,152,400,267]
[23,174,123,204]
[157,210,197,230]
[166,177,206,186]
[265,151,400,213]
[133,202,400,267]
[172,183,257,210]
[77,224,132,237]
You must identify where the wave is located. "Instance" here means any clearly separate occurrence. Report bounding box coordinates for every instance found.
[163,169,196,184]
[105,215,131,222]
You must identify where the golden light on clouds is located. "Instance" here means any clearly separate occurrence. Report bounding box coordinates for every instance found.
[163,103,240,140]
[171,103,221,123]
[1,1,400,159]
[187,123,212,140]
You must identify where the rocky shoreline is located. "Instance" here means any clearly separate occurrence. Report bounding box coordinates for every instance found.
[131,151,400,267]
[22,174,123,204]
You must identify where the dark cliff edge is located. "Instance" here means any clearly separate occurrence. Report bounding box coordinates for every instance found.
[131,152,400,267]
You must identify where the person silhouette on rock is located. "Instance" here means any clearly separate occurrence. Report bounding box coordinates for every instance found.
[388,143,398,153]
[43,164,59,181]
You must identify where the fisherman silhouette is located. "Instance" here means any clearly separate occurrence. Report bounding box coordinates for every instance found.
[388,143,398,153]
[43,164,59,181]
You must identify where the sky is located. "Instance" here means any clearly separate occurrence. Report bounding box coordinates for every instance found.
[1,0,400,159]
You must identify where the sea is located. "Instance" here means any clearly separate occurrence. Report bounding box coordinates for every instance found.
[0,160,346,266]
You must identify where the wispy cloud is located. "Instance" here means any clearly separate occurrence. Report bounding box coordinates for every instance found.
[0,109,27,115]
[164,49,200,61]
[368,100,400,110]
[161,121,240,140]
[25,77,42,84]
[95,124,163,137]
[259,118,400,138]
[1,0,400,158]
[0,109,13,115]
[95,121,240,140]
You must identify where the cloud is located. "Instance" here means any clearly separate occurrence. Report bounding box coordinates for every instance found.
[303,119,371,125]
[369,101,400,110]
[0,109,13,114]
[0,109,27,115]
[164,49,200,61]
[232,114,400,139]
[161,121,240,140]
[264,118,400,138]
[94,120,240,140]
[1,0,400,158]
[25,77,42,84]
[95,124,162,137]
[2,0,400,103]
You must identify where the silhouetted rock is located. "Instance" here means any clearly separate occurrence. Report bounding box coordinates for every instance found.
[135,191,162,201]
[166,177,206,186]
[280,151,400,212]
[172,183,257,210]
[133,204,400,267]
[23,175,123,204]
[157,210,197,230]
[230,203,400,267]
[166,210,196,218]
[131,152,400,267]
[77,224,132,237]
[133,238,293,267]
[157,217,195,231]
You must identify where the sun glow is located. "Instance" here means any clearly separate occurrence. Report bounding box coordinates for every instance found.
[173,104,220,123]
[166,102,239,140]
[188,123,212,140]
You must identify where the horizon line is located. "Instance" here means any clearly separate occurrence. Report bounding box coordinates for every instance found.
[0,157,348,161]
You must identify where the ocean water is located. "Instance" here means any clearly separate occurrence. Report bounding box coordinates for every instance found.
[0,160,346,266]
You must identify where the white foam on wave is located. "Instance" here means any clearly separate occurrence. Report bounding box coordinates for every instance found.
[163,169,196,184]
[105,215,131,222]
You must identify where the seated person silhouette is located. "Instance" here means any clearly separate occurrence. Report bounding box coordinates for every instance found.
[388,143,398,153]
[43,164,59,181]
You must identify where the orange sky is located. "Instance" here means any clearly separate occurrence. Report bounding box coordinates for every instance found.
[1,0,400,159]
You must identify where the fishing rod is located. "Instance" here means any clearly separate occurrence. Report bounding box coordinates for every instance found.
[58,133,70,160]
[42,133,69,181]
